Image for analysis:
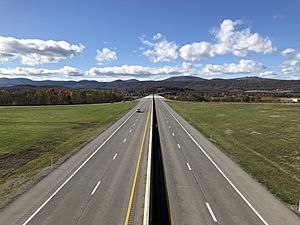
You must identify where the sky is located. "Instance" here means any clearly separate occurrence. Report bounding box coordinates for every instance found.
[0,0,300,81]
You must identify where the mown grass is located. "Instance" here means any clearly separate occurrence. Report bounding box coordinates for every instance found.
[0,102,135,205]
[168,101,300,205]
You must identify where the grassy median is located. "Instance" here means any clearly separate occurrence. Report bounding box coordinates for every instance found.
[0,102,135,207]
[168,101,300,205]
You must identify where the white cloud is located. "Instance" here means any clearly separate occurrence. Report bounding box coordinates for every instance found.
[0,66,83,77]
[288,75,300,80]
[88,60,265,78]
[259,71,276,79]
[273,15,284,20]
[281,52,300,75]
[140,33,178,63]
[95,48,117,65]
[88,64,188,77]
[200,60,265,76]
[180,19,276,61]
[280,48,300,78]
[0,36,84,66]
[179,42,217,61]
[281,48,296,57]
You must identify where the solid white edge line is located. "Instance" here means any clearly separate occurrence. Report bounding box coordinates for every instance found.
[206,202,217,222]
[162,101,269,225]
[143,99,153,225]
[186,162,192,171]
[113,153,118,160]
[22,106,137,225]
[91,180,101,196]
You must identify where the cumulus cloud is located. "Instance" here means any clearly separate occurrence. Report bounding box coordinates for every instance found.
[88,64,188,77]
[0,36,84,66]
[259,71,276,79]
[281,50,300,75]
[0,66,83,77]
[87,60,264,78]
[281,48,296,57]
[95,48,117,65]
[180,19,276,61]
[200,60,265,76]
[140,33,178,62]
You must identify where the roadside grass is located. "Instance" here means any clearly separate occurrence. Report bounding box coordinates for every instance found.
[168,101,300,205]
[0,102,136,206]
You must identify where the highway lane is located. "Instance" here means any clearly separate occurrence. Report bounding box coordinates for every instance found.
[155,96,300,225]
[0,97,152,225]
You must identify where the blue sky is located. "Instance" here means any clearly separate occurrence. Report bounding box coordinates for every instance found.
[0,0,299,81]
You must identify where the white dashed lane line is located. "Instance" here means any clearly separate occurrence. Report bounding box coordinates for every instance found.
[177,144,181,149]
[91,180,101,196]
[113,153,118,160]
[206,202,218,222]
[123,138,127,143]
[172,133,175,136]
[186,162,192,171]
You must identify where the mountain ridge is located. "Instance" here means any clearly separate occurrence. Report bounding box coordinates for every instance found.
[0,76,300,92]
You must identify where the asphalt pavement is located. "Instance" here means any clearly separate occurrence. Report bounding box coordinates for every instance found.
[0,97,152,225]
[155,96,300,225]
[0,96,299,225]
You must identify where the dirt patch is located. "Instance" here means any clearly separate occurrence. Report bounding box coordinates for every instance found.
[71,123,95,131]
[0,151,39,179]
[270,115,281,118]
[225,129,233,135]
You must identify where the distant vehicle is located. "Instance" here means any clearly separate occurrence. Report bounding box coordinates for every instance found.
[136,108,143,113]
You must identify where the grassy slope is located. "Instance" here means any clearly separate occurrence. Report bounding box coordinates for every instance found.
[168,101,300,205]
[0,102,135,204]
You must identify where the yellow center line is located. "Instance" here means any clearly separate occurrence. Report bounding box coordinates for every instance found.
[124,102,151,225]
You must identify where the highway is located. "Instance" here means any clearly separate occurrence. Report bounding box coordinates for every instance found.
[155,96,300,225]
[0,96,299,225]
[0,97,152,225]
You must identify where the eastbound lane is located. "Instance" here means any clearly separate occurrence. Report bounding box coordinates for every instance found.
[155,96,300,225]
[0,98,152,225]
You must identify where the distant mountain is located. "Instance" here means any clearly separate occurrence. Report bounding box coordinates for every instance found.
[0,78,106,89]
[0,78,36,87]
[164,76,204,82]
[1,76,300,92]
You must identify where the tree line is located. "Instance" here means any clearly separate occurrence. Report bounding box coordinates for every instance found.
[0,87,132,106]
[163,90,300,103]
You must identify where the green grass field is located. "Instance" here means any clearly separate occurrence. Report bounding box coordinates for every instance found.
[168,101,300,205]
[0,102,135,206]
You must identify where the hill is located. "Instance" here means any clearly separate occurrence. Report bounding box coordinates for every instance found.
[1,76,300,92]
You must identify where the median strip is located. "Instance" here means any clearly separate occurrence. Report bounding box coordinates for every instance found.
[149,96,172,225]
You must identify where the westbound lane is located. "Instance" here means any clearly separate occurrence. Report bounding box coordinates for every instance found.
[0,97,152,225]
[155,96,300,225]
